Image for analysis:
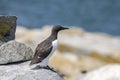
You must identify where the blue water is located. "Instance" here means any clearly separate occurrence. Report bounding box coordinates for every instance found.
[0,0,120,35]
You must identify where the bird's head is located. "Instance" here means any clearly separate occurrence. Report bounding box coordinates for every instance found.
[52,25,69,32]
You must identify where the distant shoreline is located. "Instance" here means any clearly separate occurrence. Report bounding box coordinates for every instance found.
[17,25,120,37]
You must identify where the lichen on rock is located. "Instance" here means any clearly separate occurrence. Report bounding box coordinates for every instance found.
[0,22,11,39]
[0,40,33,64]
[0,15,17,46]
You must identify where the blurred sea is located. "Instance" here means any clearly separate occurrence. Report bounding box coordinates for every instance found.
[0,0,120,35]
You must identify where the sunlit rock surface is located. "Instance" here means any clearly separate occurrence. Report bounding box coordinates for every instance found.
[0,40,33,64]
[78,65,120,80]
[0,61,63,80]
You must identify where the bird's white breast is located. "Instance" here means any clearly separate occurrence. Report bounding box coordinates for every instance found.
[40,40,58,66]
[51,40,58,54]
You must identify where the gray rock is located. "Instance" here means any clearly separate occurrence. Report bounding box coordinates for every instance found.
[0,40,33,64]
[0,15,17,46]
[78,65,120,80]
[0,61,64,80]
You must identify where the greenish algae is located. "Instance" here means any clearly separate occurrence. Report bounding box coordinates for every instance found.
[0,22,11,39]
[91,52,120,63]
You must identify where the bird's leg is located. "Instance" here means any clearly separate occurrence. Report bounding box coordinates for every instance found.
[44,65,56,72]
[46,65,53,69]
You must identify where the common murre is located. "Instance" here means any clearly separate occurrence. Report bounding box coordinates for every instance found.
[30,25,69,70]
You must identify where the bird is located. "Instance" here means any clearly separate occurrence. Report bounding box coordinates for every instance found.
[29,25,69,70]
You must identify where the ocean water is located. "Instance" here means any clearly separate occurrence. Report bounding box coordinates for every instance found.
[0,0,120,35]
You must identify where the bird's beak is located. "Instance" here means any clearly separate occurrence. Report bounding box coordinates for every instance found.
[62,27,69,30]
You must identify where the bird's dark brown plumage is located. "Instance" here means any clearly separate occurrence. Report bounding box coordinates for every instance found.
[30,25,69,66]
[30,37,53,65]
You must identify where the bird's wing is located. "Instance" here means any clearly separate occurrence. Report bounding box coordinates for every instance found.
[30,41,53,65]
[35,43,53,60]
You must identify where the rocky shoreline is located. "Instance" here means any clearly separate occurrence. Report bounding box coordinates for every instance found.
[0,16,63,80]
[16,25,120,80]
[0,16,120,80]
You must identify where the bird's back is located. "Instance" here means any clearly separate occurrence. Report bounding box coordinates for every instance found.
[30,38,53,65]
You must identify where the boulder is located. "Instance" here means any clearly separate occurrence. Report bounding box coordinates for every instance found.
[78,65,120,80]
[0,40,33,64]
[0,61,64,80]
[0,15,17,46]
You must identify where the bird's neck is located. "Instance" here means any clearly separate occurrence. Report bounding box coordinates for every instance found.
[50,31,58,40]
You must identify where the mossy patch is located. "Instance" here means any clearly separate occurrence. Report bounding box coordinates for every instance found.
[90,51,120,63]
[58,43,77,52]
[0,22,11,39]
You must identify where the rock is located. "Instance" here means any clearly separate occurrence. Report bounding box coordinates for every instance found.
[78,65,120,80]
[0,40,33,64]
[49,52,106,80]
[0,15,17,46]
[50,52,79,80]
[59,31,120,55]
[0,61,64,80]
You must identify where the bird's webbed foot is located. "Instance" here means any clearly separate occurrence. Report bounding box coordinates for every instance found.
[44,65,56,72]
